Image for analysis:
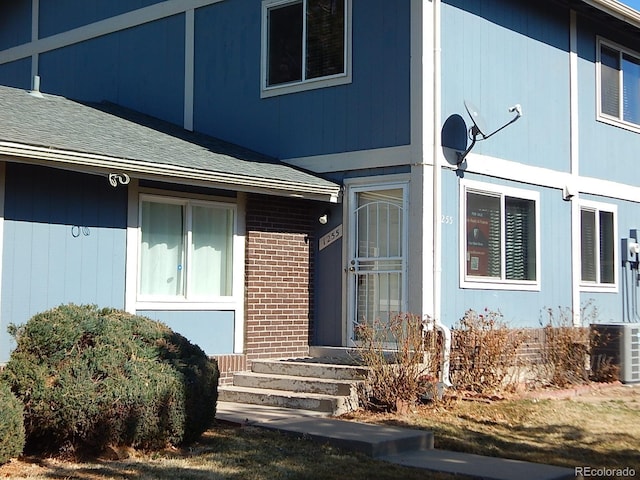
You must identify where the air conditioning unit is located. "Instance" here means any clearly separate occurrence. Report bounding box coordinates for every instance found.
[591,323,640,384]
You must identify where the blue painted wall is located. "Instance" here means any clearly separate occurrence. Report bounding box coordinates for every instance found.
[193,0,411,159]
[137,310,235,355]
[39,0,166,38]
[0,164,128,362]
[0,58,31,90]
[439,170,573,329]
[38,16,185,125]
[575,15,640,185]
[0,2,31,50]
[441,0,570,171]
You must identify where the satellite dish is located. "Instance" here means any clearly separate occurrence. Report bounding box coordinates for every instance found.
[457,100,523,165]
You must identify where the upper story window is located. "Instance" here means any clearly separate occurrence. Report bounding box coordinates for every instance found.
[460,180,540,291]
[261,0,352,98]
[580,201,617,290]
[597,38,640,131]
[138,194,235,302]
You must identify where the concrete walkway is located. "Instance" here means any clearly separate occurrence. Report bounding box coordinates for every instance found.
[216,401,576,480]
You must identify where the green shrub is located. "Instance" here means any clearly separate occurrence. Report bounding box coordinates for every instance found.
[1,304,218,455]
[0,381,25,465]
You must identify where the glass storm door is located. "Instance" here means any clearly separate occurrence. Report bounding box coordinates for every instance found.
[348,186,407,342]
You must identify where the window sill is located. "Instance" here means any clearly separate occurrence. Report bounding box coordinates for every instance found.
[261,73,351,98]
[461,278,541,291]
[135,300,239,311]
[579,283,618,293]
[597,114,640,134]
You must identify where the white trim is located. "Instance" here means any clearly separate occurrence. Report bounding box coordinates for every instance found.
[0,0,226,66]
[125,178,140,314]
[595,36,640,134]
[459,179,541,291]
[233,192,246,354]
[136,192,237,303]
[259,0,352,98]
[453,149,640,205]
[30,0,39,79]
[184,9,195,132]
[570,10,581,325]
[0,142,340,202]
[344,177,410,344]
[577,199,619,292]
[282,145,411,173]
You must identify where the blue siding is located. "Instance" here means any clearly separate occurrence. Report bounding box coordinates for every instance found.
[0,2,31,50]
[440,171,573,328]
[441,0,570,171]
[193,0,411,159]
[137,310,235,355]
[38,0,166,38]
[0,58,31,90]
[575,16,640,185]
[38,16,185,125]
[0,164,128,362]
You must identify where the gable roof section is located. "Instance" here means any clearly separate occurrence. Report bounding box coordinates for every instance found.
[0,85,340,203]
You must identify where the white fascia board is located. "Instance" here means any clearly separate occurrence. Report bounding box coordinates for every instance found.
[282,145,412,173]
[583,0,640,30]
[0,142,340,203]
[0,0,225,65]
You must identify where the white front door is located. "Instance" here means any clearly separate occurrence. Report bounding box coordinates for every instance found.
[347,184,408,342]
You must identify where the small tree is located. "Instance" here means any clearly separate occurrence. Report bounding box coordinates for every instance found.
[2,304,219,456]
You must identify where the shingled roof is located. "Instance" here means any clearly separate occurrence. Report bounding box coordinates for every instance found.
[0,84,340,202]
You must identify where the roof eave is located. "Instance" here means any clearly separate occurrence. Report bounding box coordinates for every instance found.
[0,142,341,204]
[582,0,640,29]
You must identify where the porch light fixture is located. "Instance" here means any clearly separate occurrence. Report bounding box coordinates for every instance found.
[457,101,522,165]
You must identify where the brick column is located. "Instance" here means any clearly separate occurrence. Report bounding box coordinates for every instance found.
[244,194,317,363]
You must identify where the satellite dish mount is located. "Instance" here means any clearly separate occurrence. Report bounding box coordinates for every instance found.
[457,101,522,165]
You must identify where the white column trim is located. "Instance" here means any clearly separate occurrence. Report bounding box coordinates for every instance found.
[31,0,39,79]
[570,10,581,325]
[124,178,140,314]
[184,9,195,131]
[0,163,5,361]
[233,192,246,354]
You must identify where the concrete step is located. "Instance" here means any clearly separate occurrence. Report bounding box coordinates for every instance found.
[251,359,368,381]
[233,371,361,396]
[218,385,358,416]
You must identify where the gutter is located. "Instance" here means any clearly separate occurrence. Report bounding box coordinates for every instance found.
[0,142,341,203]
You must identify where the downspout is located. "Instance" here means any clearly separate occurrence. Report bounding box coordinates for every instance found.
[431,0,452,388]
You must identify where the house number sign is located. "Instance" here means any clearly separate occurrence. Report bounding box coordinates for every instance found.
[319,224,343,251]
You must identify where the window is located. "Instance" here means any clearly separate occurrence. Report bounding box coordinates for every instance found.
[261,0,351,97]
[598,38,640,130]
[580,202,616,288]
[461,181,539,290]
[138,195,235,300]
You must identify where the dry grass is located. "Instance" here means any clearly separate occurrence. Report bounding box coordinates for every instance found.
[343,384,640,474]
[0,422,468,480]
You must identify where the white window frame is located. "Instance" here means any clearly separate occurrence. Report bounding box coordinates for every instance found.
[596,36,640,134]
[135,191,240,310]
[459,180,541,291]
[260,0,352,98]
[579,200,618,292]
